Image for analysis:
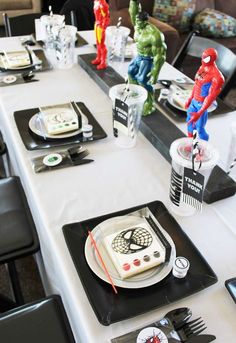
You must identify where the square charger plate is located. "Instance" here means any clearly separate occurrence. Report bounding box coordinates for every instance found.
[63,200,217,326]
[14,102,107,150]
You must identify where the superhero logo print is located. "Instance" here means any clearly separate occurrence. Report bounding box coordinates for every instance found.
[111,227,153,254]
[136,327,168,343]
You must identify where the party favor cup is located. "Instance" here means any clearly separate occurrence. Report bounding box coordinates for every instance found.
[109,84,147,148]
[106,26,130,67]
[169,137,219,216]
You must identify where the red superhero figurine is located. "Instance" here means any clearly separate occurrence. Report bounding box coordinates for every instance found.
[185,48,225,141]
[91,0,110,70]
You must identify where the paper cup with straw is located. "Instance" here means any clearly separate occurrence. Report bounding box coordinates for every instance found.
[169,137,219,216]
[106,23,130,69]
[109,84,147,148]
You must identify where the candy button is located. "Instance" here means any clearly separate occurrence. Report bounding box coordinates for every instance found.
[133,259,140,267]
[123,263,130,271]
[143,255,150,262]
[153,251,160,258]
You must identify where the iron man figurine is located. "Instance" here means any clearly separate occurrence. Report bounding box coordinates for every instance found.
[185,48,225,141]
[91,0,110,70]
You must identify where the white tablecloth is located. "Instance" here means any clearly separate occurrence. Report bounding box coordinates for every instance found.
[0,32,236,343]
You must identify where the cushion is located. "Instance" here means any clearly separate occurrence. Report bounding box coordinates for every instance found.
[0,0,32,11]
[153,0,196,33]
[193,8,236,38]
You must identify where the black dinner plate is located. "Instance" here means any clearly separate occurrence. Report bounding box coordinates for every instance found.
[63,200,217,326]
[14,102,107,150]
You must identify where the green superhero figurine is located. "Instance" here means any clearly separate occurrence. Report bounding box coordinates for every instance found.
[128,0,166,115]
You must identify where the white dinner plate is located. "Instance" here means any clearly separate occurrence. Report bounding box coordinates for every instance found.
[29,108,88,140]
[167,95,217,113]
[85,215,176,289]
[0,54,33,71]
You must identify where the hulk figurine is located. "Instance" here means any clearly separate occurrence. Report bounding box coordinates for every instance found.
[128,0,166,115]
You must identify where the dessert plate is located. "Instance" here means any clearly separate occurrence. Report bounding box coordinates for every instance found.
[85,215,176,289]
[29,106,88,140]
[0,52,33,71]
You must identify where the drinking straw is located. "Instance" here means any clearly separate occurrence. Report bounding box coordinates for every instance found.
[109,17,122,63]
[88,231,118,295]
[128,106,135,139]
[192,129,201,171]
[227,122,236,175]
[227,158,236,175]
[49,5,53,17]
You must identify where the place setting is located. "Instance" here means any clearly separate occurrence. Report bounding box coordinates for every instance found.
[0,47,51,79]
[154,78,234,122]
[63,200,217,326]
[14,101,107,150]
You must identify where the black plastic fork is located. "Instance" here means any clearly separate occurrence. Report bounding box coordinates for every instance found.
[176,317,207,342]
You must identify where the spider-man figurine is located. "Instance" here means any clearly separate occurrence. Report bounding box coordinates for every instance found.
[91,0,110,70]
[185,48,225,141]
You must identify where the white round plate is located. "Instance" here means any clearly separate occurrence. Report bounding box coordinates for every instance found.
[85,215,176,289]
[167,95,217,113]
[29,111,88,140]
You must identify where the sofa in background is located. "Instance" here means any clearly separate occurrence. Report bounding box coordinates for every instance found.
[0,0,42,26]
[110,0,236,63]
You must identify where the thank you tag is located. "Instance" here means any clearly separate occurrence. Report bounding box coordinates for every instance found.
[113,99,129,137]
[182,167,204,212]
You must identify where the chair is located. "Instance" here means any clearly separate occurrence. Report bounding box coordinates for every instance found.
[3,11,77,37]
[0,176,40,307]
[172,31,236,100]
[3,12,43,37]
[0,295,75,342]
[0,0,42,26]
[60,0,95,31]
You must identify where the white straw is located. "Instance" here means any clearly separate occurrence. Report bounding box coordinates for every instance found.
[192,129,201,171]
[109,17,122,63]
[227,158,236,175]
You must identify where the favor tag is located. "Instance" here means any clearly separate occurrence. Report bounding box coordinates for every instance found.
[43,153,62,167]
[182,167,204,212]
[113,99,129,137]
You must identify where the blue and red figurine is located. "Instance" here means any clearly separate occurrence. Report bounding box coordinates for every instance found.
[185,48,225,141]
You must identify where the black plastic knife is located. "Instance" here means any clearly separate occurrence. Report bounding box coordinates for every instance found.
[186,334,216,342]
[73,159,94,166]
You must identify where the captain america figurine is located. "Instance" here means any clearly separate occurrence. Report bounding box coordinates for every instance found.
[185,48,225,141]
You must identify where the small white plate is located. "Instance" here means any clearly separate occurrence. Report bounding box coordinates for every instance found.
[85,215,176,289]
[29,108,88,140]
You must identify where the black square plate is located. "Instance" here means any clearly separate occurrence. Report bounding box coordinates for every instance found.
[14,102,107,150]
[63,201,217,326]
